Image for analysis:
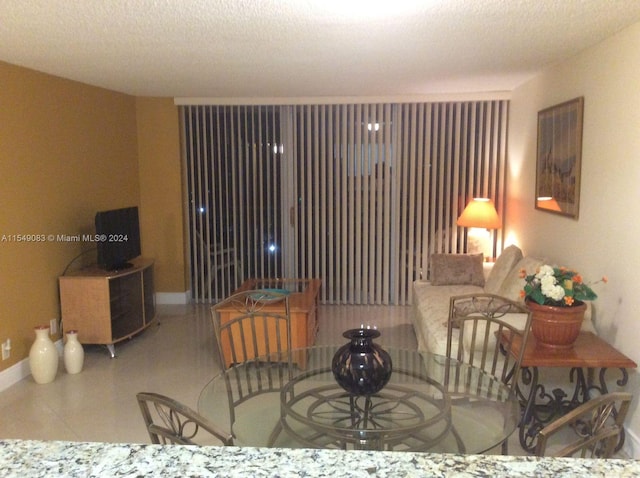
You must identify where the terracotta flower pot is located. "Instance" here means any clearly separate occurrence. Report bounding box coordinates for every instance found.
[527,300,586,349]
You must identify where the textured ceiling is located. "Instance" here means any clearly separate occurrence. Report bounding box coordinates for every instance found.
[1,0,640,98]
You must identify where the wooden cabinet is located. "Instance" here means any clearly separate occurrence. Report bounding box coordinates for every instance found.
[59,258,156,357]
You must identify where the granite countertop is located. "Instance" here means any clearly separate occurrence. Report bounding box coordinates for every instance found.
[1,439,639,477]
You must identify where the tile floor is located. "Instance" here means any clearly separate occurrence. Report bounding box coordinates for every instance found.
[2,303,591,457]
[0,304,419,445]
[2,301,631,461]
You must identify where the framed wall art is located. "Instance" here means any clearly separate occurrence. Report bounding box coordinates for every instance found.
[535,97,584,219]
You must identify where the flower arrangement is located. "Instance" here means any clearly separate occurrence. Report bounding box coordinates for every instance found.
[521,265,607,307]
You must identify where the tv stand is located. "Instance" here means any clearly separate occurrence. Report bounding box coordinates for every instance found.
[59,258,156,357]
[103,262,135,272]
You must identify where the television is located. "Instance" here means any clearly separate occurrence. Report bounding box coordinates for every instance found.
[95,206,141,271]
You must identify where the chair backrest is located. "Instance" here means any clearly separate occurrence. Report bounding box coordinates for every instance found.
[446,293,532,395]
[212,290,293,426]
[535,392,632,458]
[136,392,233,446]
[212,289,292,369]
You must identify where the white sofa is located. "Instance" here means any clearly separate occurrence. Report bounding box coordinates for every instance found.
[411,245,595,355]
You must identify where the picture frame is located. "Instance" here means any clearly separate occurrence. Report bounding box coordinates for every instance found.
[535,97,584,219]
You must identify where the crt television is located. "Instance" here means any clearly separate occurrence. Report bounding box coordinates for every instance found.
[95,206,141,271]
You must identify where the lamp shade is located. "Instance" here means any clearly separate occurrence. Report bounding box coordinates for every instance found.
[457,198,501,229]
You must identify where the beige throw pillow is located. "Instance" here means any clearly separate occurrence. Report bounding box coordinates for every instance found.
[483,245,523,294]
[430,253,485,287]
[498,256,545,302]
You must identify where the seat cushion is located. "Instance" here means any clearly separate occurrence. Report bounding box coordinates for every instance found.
[412,281,484,355]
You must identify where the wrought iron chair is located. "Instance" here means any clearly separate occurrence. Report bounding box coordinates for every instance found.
[535,392,632,458]
[445,293,533,454]
[136,392,233,445]
[212,289,292,369]
[211,289,293,445]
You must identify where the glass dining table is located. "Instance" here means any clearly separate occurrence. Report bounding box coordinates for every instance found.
[198,346,519,453]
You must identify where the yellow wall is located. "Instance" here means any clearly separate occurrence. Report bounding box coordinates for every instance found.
[136,98,186,293]
[0,61,139,370]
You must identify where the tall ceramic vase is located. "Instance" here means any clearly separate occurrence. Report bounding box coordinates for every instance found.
[63,330,84,374]
[29,325,59,384]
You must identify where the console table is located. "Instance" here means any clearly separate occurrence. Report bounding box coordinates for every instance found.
[499,331,637,453]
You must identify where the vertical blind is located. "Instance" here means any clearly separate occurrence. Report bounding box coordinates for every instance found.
[182,100,508,305]
[182,106,284,301]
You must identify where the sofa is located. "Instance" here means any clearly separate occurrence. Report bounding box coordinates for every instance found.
[411,245,595,356]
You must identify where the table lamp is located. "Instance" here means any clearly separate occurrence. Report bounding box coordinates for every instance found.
[457,198,501,260]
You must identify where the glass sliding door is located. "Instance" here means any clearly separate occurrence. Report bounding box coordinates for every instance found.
[181,100,508,305]
[182,105,285,301]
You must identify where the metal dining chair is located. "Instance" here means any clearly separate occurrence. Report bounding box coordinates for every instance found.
[445,293,533,454]
[535,392,632,458]
[136,392,233,445]
[211,289,293,445]
[212,289,292,369]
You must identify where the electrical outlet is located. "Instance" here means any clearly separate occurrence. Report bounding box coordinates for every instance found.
[1,339,10,360]
[50,318,58,335]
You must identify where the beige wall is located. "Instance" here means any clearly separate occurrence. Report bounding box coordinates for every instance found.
[136,98,186,293]
[507,21,640,454]
[0,61,140,370]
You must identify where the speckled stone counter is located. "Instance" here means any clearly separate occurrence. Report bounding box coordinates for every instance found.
[1,439,639,477]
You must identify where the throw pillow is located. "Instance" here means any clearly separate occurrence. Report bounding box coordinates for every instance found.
[483,245,523,294]
[498,256,545,302]
[430,253,485,287]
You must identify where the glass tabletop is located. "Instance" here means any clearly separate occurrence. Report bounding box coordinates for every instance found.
[198,346,519,453]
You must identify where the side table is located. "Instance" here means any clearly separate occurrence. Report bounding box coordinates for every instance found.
[499,331,637,453]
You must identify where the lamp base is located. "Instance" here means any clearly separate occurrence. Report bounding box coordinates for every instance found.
[466,228,491,259]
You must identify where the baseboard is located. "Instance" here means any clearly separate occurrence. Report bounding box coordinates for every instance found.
[624,426,639,459]
[0,358,30,392]
[155,291,190,305]
[0,339,64,393]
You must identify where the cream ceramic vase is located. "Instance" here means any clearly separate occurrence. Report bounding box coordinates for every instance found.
[63,330,84,374]
[29,325,59,384]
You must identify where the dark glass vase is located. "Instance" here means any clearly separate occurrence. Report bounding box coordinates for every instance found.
[331,328,392,396]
